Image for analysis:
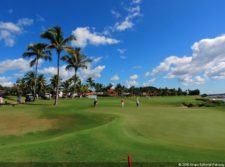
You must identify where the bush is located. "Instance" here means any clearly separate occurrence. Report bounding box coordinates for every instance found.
[182,102,195,107]
[182,98,224,108]
[201,94,208,97]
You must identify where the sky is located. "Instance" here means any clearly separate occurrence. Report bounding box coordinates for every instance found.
[1,0,225,94]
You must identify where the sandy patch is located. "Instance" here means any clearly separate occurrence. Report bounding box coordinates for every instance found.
[0,112,58,136]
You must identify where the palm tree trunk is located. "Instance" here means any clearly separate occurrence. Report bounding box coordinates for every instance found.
[74,69,77,98]
[34,60,38,100]
[54,52,60,106]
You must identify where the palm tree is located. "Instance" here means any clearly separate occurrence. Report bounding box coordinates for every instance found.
[115,84,127,96]
[16,78,27,95]
[40,26,76,105]
[86,77,95,91]
[62,47,92,96]
[94,83,104,92]
[74,76,82,97]
[36,74,47,96]
[80,84,89,95]
[24,71,36,96]
[50,75,62,98]
[61,79,72,98]
[23,43,51,100]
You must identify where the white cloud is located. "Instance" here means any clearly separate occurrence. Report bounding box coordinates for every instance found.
[117,48,127,59]
[113,1,142,32]
[0,18,33,47]
[115,17,134,31]
[143,78,156,86]
[152,56,192,76]
[39,65,74,80]
[17,18,33,26]
[111,10,121,18]
[71,27,119,48]
[132,0,142,4]
[39,67,58,76]
[145,71,151,77]
[93,56,103,64]
[205,62,225,80]
[127,6,141,19]
[120,55,127,59]
[0,22,21,33]
[117,48,127,54]
[110,75,120,81]
[126,80,138,88]
[0,58,33,87]
[13,73,25,78]
[151,34,225,85]
[178,75,206,85]
[39,64,106,82]
[0,30,15,47]
[0,58,31,73]
[0,77,13,87]
[130,74,138,80]
[78,65,106,81]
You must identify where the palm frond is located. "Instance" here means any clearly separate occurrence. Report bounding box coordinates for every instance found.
[22,51,36,58]
[40,31,56,44]
[35,43,48,49]
[27,44,36,51]
[49,26,63,44]
[41,54,52,61]
[29,58,37,67]
[65,64,74,71]
[62,35,76,45]
[61,54,70,60]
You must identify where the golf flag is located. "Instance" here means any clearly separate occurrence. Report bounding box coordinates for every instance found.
[128,153,132,167]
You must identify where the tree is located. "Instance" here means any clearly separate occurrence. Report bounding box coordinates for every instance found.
[23,43,51,100]
[15,78,27,95]
[24,71,36,96]
[62,47,91,96]
[105,83,113,90]
[41,26,75,105]
[129,86,135,96]
[86,77,95,91]
[36,74,47,96]
[129,86,141,96]
[115,84,123,96]
[94,83,104,92]
[177,87,183,96]
[188,89,200,95]
[61,79,72,97]
[50,75,62,97]
[74,77,82,95]
[80,84,89,95]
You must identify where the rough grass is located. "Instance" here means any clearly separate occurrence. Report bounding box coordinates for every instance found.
[0,96,225,163]
[0,111,58,136]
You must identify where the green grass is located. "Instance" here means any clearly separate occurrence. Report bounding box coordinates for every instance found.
[0,96,225,163]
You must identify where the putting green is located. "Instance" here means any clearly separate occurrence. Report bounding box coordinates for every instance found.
[0,96,225,163]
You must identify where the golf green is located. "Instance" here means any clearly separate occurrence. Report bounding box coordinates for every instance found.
[0,96,225,164]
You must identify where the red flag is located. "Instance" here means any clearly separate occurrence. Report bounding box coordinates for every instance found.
[128,153,132,167]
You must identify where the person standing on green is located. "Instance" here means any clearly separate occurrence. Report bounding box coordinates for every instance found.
[93,98,98,107]
[17,95,21,104]
[136,97,140,107]
[121,99,125,108]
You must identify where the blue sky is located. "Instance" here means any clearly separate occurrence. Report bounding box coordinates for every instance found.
[1,0,225,93]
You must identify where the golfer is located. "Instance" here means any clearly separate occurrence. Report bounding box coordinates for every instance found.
[93,98,98,107]
[121,99,125,108]
[136,97,140,107]
[17,95,21,104]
